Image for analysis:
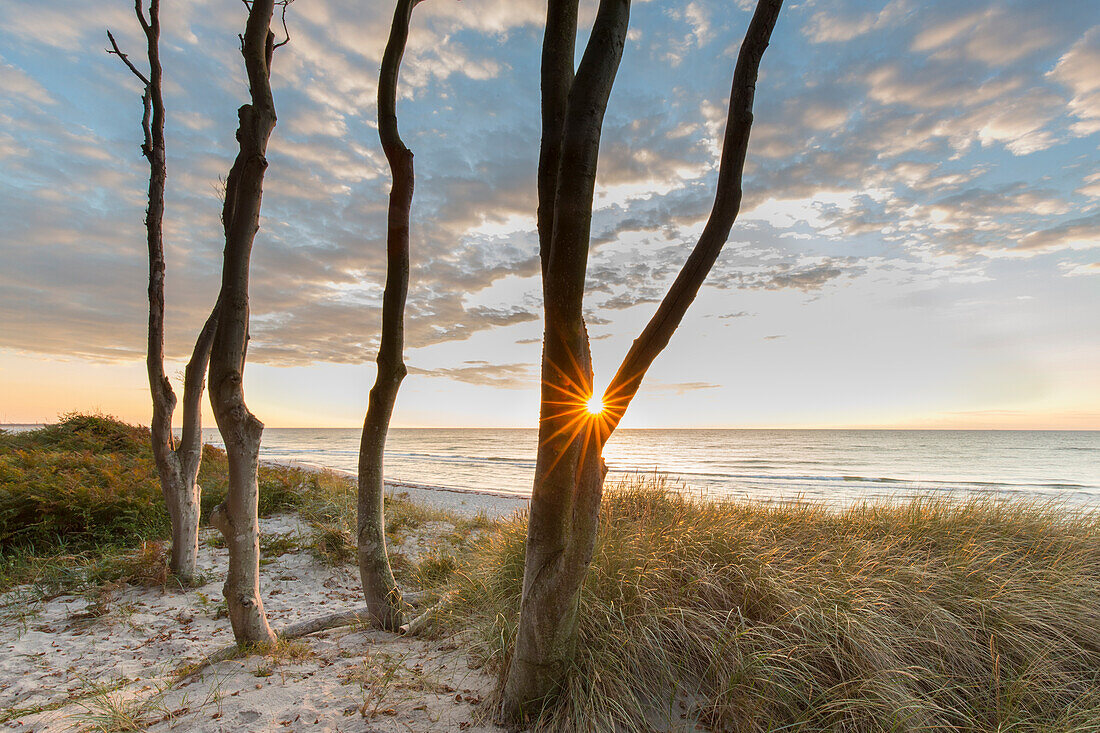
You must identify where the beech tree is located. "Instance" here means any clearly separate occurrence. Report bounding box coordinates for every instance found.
[108,0,219,586]
[207,0,287,644]
[502,0,785,714]
[357,0,422,631]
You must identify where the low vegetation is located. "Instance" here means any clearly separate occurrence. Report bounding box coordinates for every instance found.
[440,478,1100,731]
[6,416,1100,731]
[0,414,471,600]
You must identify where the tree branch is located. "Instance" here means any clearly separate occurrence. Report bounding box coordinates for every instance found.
[134,0,152,35]
[601,0,785,435]
[537,0,581,278]
[106,30,151,87]
[543,0,631,321]
[271,0,294,50]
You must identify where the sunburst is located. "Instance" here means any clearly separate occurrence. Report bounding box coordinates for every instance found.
[536,352,616,478]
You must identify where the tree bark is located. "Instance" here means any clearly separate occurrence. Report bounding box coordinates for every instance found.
[109,1,217,586]
[502,0,784,717]
[502,0,631,715]
[208,0,280,645]
[357,0,421,632]
[168,308,218,581]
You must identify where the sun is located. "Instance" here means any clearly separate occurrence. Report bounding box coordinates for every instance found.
[585,394,604,415]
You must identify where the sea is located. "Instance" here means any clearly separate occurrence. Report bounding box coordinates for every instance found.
[199,427,1100,507]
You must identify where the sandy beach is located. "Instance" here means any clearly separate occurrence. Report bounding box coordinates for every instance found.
[267,459,530,520]
[0,481,527,732]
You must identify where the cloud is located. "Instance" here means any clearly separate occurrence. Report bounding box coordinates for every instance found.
[0,0,1096,385]
[644,381,720,395]
[681,3,714,47]
[1016,214,1100,253]
[911,6,1058,66]
[1060,261,1100,277]
[744,262,852,292]
[408,361,536,389]
[803,0,909,43]
[1049,28,1100,136]
[0,60,55,107]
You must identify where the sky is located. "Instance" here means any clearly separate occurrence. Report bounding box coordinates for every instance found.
[0,0,1098,429]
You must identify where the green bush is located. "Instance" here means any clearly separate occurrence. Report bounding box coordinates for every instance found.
[0,415,167,553]
[0,413,433,593]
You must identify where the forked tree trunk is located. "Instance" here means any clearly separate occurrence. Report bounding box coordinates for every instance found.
[357,0,422,632]
[108,1,218,586]
[208,0,280,645]
[502,0,784,716]
[165,310,219,580]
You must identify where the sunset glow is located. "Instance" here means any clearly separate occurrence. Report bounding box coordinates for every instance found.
[0,0,1097,430]
[586,395,604,416]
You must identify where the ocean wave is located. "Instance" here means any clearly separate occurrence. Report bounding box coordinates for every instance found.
[200,428,1099,505]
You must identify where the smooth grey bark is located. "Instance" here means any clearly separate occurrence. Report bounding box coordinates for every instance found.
[502,0,785,717]
[208,0,280,645]
[356,0,422,632]
[108,1,218,586]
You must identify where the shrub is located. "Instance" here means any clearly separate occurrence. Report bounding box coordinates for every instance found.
[441,478,1100,731]
[0,415,166,553]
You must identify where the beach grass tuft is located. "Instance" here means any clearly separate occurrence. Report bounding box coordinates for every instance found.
[439,476,1100,731]
[0,414,472,596]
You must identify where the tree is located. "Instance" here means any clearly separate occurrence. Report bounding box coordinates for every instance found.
[108,0,219,586]
[501,0,785,715]
[207,0,288,644]
[357,0,423,632]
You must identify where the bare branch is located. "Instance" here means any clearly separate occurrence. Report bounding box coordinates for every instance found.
[601,0,785,434]
[272,0,293,50]
[106,30,151,87]
[134,0,151,35]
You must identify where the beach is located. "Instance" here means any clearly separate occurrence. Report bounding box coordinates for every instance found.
[1,478,527,733]
[268,461,530,519]
[4,421,1100,731]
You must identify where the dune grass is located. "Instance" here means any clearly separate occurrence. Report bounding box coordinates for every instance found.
[0,414,457,597]
[7,416,1100,730]
[438,478,1100,731]
[0,413,313,556]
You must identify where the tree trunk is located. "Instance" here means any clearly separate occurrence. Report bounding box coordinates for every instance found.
[502,0,631,715]
[166,308,218,582]
[356,0,421,632]
[109,1,217,586]
[502,0,784,717]
[208,0,279,645]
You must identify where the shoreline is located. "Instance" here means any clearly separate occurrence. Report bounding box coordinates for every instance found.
[263,458,530,519]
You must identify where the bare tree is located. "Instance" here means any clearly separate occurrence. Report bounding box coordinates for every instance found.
[108,0,219,586]
[207,0,288,644]
[357,0,423,632]
[501,0,785,715]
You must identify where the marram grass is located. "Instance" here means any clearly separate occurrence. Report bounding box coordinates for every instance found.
[438,478,1100,732]
[0,414,322,558]
[0,414,467,595]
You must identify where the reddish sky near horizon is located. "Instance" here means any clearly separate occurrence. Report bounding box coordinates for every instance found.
[1,0,1098,430]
